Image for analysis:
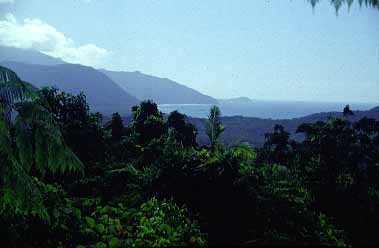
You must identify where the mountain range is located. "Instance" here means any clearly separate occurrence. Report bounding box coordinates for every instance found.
[0,46,218,113]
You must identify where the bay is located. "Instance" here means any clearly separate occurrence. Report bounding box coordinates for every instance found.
[158,101,379,119]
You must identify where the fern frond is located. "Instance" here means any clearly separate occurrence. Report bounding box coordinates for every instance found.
[0,160,48,220]
[0,67,83,221]
[0,118,48,220]
[15,101,84,176]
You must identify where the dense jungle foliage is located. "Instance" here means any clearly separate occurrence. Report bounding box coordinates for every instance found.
[1,65,379,247]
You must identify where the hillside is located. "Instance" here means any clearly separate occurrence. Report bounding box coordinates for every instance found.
[119,107,379,147]
[101,69,218,104]
[186,106,379,146]
[0,61,139,114]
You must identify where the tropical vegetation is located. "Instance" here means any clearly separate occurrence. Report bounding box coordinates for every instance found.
[1,65,379,246]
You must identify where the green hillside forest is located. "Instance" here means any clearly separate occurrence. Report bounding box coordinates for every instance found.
[1,62,379,247]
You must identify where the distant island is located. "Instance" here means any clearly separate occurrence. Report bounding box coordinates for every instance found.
[218,97,255,105]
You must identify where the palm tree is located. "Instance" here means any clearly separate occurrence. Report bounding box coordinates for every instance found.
[343,104,354,118]
[0,66,83,220]
[206,105,225,151]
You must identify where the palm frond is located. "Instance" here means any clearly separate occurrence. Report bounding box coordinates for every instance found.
[308,0,379,12]
[206,105,225,149]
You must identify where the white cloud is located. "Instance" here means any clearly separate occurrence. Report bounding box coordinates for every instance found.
[0,0,14,4]
[0,13,109,67]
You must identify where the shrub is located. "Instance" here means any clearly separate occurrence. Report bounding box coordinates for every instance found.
[76,198,206,247]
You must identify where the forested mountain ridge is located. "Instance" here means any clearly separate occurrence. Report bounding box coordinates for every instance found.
[100,69,218,104]
[118,106,379,146]
[188,106,379,146]
[0,61,139,115]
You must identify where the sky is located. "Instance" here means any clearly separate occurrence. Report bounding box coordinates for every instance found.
[0,0,378,102]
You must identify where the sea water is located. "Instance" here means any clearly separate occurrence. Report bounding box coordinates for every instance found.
[158,101,378,119]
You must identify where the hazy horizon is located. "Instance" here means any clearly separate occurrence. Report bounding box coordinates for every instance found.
[0,0,378,103]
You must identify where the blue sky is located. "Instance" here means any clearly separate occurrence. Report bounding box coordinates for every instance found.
[0,0,378,102]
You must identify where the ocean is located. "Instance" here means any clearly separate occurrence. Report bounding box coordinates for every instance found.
[158,101,379,119]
